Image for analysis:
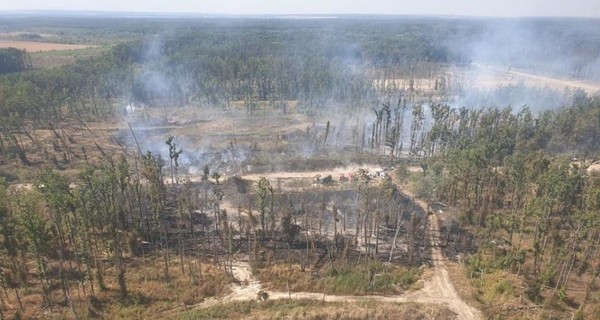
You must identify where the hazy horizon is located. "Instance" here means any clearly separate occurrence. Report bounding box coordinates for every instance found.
[1,0,599,18]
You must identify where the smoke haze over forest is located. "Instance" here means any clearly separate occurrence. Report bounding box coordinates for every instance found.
[1,3,600,319]
[1,0,600,18]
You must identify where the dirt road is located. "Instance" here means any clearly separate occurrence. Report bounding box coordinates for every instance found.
[475,64,600,93]
[163,166,482,319]
[392,183,482,320]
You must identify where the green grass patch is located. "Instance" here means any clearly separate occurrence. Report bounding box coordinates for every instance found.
[255,261,421,295]
[30,46,109,69]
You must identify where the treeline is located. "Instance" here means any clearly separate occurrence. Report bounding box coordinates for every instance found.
[406,93,600,316]
[0,20,456,166]
[0,20,459,110]
[0,145,415,318]
[0,47,131,166]
[116,21,456,107]
[0,48,31,74]
[2,17,598,118]
[0,152,211,317]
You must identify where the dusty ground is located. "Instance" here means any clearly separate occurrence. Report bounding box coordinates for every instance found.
[241,164,383,181]
[0,40,95,52]
[163,167,482,320]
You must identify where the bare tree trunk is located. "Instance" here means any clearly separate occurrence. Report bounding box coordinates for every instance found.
[389,209,404,262]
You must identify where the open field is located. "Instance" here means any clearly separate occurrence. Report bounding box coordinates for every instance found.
[0,40,95,52]
[29,46,108,68]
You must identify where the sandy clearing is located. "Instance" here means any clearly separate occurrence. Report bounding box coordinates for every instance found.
[0,41,95,52]
[474,65,600,94]
[373,65,600,95]
[175,164,385,185]
[241,164,384,181]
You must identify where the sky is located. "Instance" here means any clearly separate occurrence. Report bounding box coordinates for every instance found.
[0,0,599,18]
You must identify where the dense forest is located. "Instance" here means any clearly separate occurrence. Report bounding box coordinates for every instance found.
[410,99,600,317]
[0,15,599,319]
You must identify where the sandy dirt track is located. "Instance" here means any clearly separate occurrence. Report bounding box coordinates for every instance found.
[163,166,482,319]
[476,64,600,94]
[392,183,482,320]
